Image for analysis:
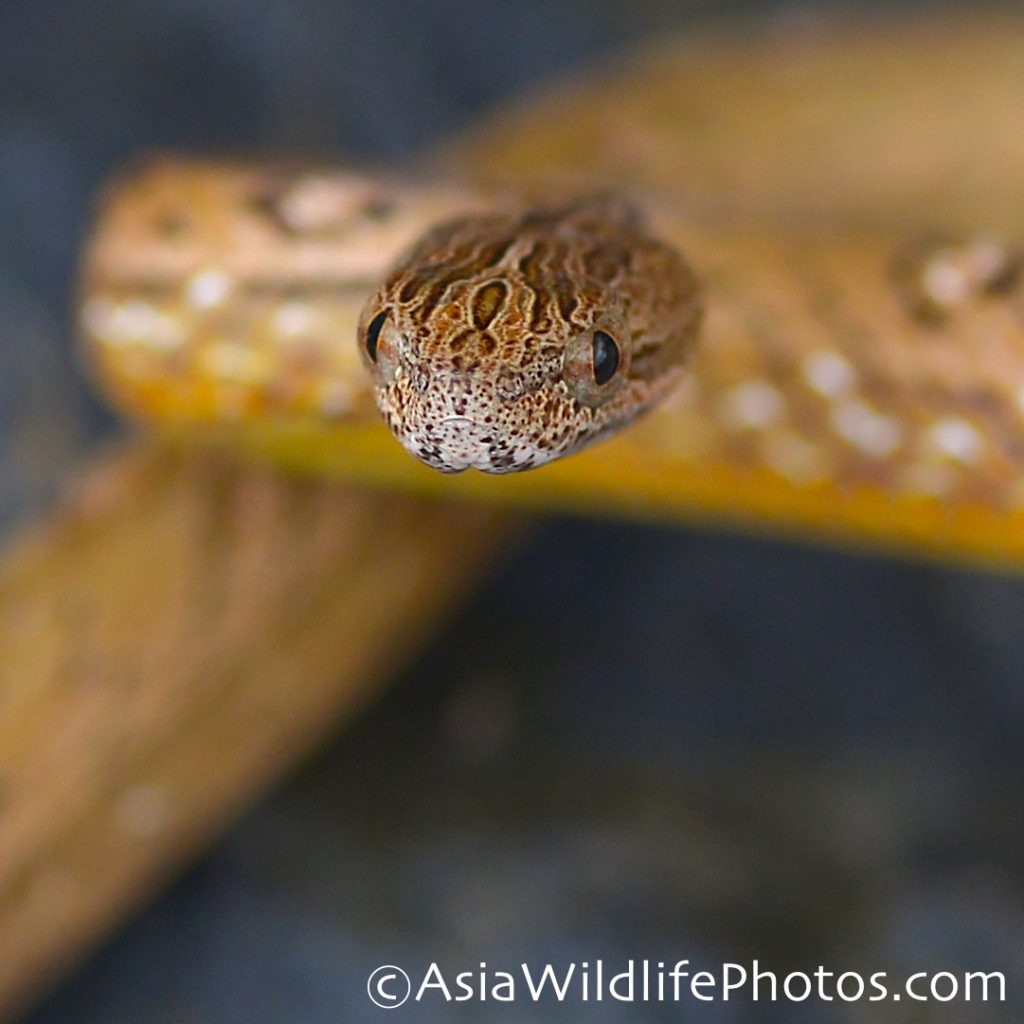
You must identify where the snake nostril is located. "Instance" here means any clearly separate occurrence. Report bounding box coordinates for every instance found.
[411,365,431,393]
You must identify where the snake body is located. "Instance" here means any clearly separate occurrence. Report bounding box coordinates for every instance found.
[357,198,700,472]
[77,16,1024,565]
[80,164,702,473]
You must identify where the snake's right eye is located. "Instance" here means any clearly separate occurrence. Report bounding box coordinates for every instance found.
[363,310,388,363]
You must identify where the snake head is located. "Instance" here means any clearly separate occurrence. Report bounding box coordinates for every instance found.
[357,199,701,473]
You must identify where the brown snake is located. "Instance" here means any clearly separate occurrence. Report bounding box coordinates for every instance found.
[76,16,1024,565]
[357,196,700,472]
[80,165,704,472]
[80,161,1024,510]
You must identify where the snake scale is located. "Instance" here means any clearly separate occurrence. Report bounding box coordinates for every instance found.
[78,14,1024,565]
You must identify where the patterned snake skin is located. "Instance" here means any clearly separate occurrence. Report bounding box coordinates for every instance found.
[357,197,700,471]
[79,157,1024,562]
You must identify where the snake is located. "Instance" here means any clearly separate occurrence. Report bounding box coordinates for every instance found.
[76,15,1024,565]
[357,195,701,472]
[79,165,707,470]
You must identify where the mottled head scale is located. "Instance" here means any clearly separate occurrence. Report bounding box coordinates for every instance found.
[357,197,702,472]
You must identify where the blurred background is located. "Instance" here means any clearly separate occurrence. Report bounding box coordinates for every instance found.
[3,0,1024,1021]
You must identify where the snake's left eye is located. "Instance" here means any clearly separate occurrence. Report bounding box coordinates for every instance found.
[563,321,629,408]
[592,330,620,385]
[363,310,388,363]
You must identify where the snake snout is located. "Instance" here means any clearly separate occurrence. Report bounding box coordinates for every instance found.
[434,415,496,470]
[428,414,536,473]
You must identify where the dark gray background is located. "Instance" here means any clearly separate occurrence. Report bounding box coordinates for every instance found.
[3,1,1022,1021]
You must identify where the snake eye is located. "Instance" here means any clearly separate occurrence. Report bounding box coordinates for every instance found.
[363,309,388,363]
[563,321,629,408]
[592,330,620,385]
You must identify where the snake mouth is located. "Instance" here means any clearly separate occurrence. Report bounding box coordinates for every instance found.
[398,415,532,473]
[394,412,552,474]
[430,416,497,472]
